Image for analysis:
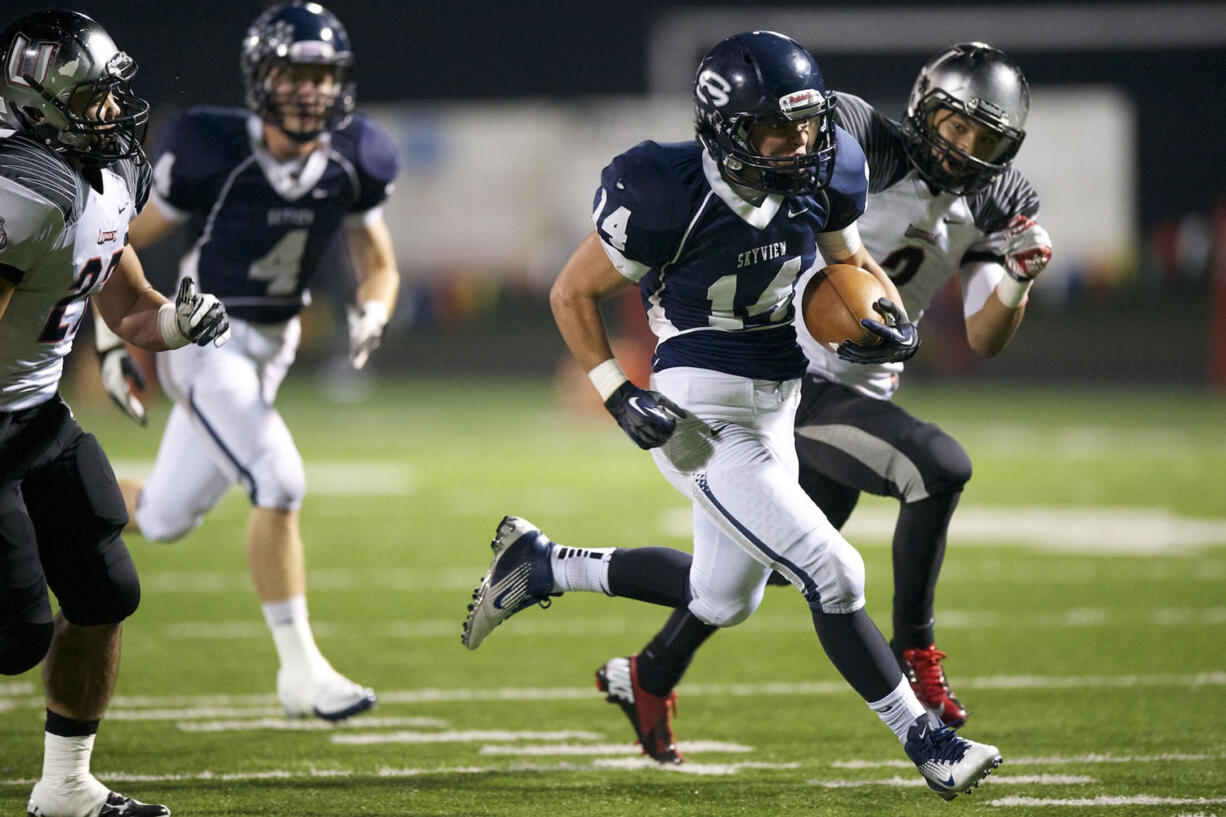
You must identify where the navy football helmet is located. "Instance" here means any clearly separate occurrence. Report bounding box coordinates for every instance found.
[694,31,838,196]
[0,10,149,167]
[241,1,355,141]
[903,42,1029,195]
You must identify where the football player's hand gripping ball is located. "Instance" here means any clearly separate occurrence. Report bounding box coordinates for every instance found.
[604,381,688,449]
[1004,214,1053,280]
[347,300,388,370]
[837,298,921,364]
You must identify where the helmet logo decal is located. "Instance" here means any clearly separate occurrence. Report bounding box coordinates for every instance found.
[695,69,731,107]
[779,88,825,119]
[5,33,56,89]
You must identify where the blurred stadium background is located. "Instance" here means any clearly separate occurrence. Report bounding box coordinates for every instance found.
[8,0,1225,392]
[3,4,1225,813]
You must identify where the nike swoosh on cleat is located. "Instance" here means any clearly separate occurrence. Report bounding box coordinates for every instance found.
[492,587,516,610]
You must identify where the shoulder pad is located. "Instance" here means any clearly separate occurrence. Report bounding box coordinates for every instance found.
[0,134,87,223]
[333,113,400,186]
[968,166,1041,234]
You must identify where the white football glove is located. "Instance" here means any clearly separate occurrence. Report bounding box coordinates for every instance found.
[347,300,388,370]
[1003,214,1053,281]
[94,318,147,425]
[158,278,231,349]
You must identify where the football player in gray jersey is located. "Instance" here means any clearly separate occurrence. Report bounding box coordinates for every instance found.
[0,11,228,817]
[592,43,1050,757]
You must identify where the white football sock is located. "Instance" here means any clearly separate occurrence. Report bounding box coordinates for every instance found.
[264,596,331,678]
[28,733,108,817]
[867,676,928,742]
[549,546,615,594]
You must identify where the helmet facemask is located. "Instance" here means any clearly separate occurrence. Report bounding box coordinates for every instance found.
[907,91,1023,195]
[699,88,839,197]
[2,22,149,168]
[902,42,1029,195]
[258,59,351,142]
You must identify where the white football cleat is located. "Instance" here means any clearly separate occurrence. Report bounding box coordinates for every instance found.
[278,668,376,722]
[904,712,1002,800]
[462,516,557,650]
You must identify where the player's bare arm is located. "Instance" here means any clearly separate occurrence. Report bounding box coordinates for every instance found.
[344,216,400,369]
[91,249,171,349]
[965,285,1026,357]
[125,202,180,251]
[549,230,634,373]
[551,230,684,450]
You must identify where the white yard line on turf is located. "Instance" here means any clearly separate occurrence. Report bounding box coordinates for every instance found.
[108,460,417,496]
[834,752,1225,769]
[991,795,1226,807]
[809,774,1098,789]
[3,673,1224,713]
[662,505,1226,554]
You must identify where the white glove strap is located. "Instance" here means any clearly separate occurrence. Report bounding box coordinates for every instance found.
[587,358,628,402]
[996,275,1033,309]
[157,302,189,349]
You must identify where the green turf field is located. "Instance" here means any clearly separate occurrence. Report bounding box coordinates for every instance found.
[2,377,1224,816]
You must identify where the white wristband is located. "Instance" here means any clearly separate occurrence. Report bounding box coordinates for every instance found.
[587,358,628,402]
[996,275,1033,309]
[157,302,188,349]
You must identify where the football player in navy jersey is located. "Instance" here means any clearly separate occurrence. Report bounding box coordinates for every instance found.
[1,11,229,817]
[592,43,1052,750]
[462,31,1002,800]
[93,2,399,722]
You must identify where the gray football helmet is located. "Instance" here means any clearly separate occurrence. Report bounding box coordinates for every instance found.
[0,10,149,167]
[902,42,1029,195]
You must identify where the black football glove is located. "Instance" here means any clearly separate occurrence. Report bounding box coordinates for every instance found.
[603,381,688,450]
[837,298,920,364]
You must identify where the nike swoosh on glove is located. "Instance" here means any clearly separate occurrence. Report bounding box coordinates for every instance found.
[603,381,688,449]
[837,297,920,364]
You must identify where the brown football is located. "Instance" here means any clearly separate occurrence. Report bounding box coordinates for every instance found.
[801,264,887,347]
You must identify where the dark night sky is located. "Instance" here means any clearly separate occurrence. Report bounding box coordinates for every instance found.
[5,0,1224,224]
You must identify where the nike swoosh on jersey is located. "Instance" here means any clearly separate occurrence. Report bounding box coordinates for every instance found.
[788,207,809,218]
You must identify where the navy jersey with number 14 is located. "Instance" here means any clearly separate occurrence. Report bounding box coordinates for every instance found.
[593,131,868,382]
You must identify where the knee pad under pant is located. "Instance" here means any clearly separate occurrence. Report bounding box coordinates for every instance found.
[0,621,53,675]
[23,434,142,625]
[247,445,305,510]
[801,533,866,615]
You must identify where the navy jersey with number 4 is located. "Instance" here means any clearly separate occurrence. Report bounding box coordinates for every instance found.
[149,107,399,323]
[593,130,867,381]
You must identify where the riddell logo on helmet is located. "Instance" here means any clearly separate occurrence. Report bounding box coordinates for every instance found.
[780,89,824,117]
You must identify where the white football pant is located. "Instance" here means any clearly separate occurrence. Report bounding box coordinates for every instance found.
[650,367,867,625]
[136,316,305,541]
